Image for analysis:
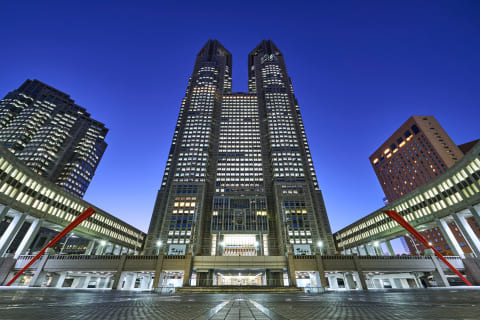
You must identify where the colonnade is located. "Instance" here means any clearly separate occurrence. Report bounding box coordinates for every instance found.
[0,206,137,258]
[344,205,480,259]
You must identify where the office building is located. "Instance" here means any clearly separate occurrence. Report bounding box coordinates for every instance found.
[0,79,108,198]
[369,115,480,255]
[370,116,464,202]
[144,40,335,284]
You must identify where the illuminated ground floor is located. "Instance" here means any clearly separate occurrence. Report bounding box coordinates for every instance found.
[5,269,451,291]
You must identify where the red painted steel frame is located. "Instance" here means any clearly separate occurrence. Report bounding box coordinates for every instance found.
[5,207,96,286]
[382,210,472,286]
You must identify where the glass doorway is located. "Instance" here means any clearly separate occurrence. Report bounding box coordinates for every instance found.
[216,271,264,286]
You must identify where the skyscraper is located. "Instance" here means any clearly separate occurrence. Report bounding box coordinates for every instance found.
[369,115,480,256]
[0,79,108,198]
[370,116,464,202]
[145,40,335,265]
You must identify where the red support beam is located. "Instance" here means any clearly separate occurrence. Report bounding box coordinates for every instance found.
[5,207,96,286]
[382,210,472,286]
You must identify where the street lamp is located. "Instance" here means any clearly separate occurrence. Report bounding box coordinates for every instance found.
[405,233,420,255]
[372,241,381,256]
[60,233,76,255]
[98,240,107,255]
[317,241,324,255]
[156,240,162,255]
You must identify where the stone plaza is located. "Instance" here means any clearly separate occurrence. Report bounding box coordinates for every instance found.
[1,287,479,320]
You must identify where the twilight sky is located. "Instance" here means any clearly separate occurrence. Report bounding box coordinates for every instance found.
[1,1,479,240]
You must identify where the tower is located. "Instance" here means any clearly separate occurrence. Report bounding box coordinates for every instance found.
[0,79,108,198]
[369,115,480,256]
[145,40,334,266]
[369,115,464,202]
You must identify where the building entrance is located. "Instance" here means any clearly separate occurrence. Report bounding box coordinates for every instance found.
[216,270,264,286]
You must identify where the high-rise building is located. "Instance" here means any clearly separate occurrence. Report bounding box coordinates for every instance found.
[369,115,480,256]
[0,79,108,198]
[369,116,464,202]
[145,40,335,264]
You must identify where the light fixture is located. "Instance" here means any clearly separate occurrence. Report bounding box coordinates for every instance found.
[373,241,379,247]
[100,240,106,246]
[156,240,162,247]
[317,241,323,247]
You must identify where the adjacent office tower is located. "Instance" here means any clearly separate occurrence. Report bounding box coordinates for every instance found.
[0,79,108,198]
[145,40,335,258]
[370,116,464,202]
[370,115,480,255]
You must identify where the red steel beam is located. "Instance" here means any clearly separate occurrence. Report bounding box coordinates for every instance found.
[382,210,472,286]
[5,207,96,286]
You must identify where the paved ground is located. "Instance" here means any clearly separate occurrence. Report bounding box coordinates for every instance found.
[0,287,479,319]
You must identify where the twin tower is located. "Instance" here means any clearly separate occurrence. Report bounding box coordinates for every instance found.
[145,40,335,260]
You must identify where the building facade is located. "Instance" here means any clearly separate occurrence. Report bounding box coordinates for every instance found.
[369,115,480,255]
[145,40,335,269]
[0,79,108,198]
[369,116,464,202]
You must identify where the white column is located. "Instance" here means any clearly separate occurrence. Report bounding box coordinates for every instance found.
[103,276,111,288]
[105,243,114,254]
[353,273,364,290]
[85,240,96,255]
[385,241,395,256]
[141,275,151,289]
[437,218,464,258]
[358,245,367,256]
[29,254,49,287]
[14,218,42,258]
[344,273,355,289]
[96,243,105,255]
[430,256,450,287]
[312,271,321,287]
[453,213,480,257]
[365,244,376,256]
[82,275,92,288]
[0,205,10,221]
[55,272,67,288]
[0,213,26,256]
[328,276,338,289]
[374,244,383,256]
[469,206,480,225]
[123,273,136,290]
[389,278,398,288]
[413,273,423,288]
[113,244,121,255]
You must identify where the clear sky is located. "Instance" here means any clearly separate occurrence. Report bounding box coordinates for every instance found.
[1,1,479,240]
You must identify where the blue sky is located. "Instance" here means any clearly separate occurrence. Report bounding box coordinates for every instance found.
[1,1,479,246]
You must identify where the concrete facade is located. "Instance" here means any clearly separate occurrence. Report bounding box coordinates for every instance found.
[2,253,476,290]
